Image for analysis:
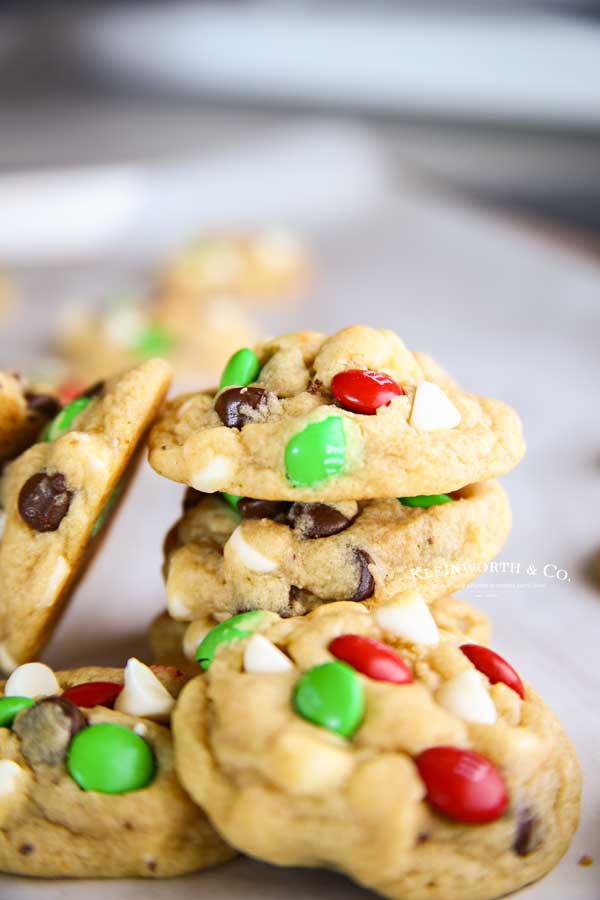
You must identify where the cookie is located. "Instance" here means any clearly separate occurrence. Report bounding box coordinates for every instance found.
[0,660,233,877]
[56,296,256,386]
[148,327,526,501]
[172,600,580,900]
[0,359,172,672]
[162,481,510,622]
[149,594,493,674]
[154,229,309,309]
[0,373,61,465]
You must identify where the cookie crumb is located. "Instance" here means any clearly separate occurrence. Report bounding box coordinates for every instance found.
[578,854,593,867]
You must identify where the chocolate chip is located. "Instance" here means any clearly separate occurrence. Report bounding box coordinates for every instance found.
[307,379,324,395]
[18,472,72,532]
[18,843,34,855]
[513,809,538,856]
[13,697,88,766]
[25,392,61,420]
[288,502,352,539]
[351,549,375,601]
[80,380,105,399]
[215,387,273,428]
[238,498,290,520]
[182,487,207,511]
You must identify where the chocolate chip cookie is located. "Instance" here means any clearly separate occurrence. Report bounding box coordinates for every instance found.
[0,372,60,465]
[161,481,510,622]
[148,327,525,501]
[172,600,580,900]
[0,661,233,876]
[0,359,171,672]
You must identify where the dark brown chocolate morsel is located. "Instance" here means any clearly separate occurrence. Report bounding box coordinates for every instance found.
[18,472,72,532]
[513,808,537,856]
[182,487,207,511]
[215,386,272,428]
[25,392,61,420]
[13,697,88,766]
[288,502,352,539]
[80,380,105,399]
[351,549,375,601]
[238,498,290,520]
[18,843,34,855]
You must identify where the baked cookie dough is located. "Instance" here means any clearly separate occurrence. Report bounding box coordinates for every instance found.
[148,327,526,501]
[150,594,492,674]
[161,481,510,622]
[56,296,256,387]
[0,359,172,672]
[0,373,61,465]
[155,229,309,309]
[0,660,233,877]
[173,600,580,900]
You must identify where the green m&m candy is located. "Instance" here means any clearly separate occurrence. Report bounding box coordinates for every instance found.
[219,348,260,390]
[44,396,91,442]
[293,661,364,738]
[131,325,174,358]
[196,610,266,670]
[221,492,242,511]
[0,696,35,728]
[399,494,454,508]
[285,416,346,487]
[67,723,155,794]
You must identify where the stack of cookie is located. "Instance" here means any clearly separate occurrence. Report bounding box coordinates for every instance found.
[146,326,580,899]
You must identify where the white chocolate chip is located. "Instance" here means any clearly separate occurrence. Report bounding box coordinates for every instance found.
[167,590,193,622]
[114,658,175,722]
[227,526,278,573]
[39,556,70,607]
[4,662,60,699]
[437,669,497,724]
[244,634,293,674]
[409,381,461,432]
[190,456,231,492]
[374,592,439,645]
[0,760,28,800]
[183,621,210,661]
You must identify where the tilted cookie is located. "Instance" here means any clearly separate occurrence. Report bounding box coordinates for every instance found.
[0,661,233,877]
[149,594,492,675]
[0,372,61,465]
[154,229,309,309]
[161,481,510,622]
[173,600,580,900]
[0,359,172,672]
[148,327,525,501]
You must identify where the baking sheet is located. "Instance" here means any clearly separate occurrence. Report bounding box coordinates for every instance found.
[1,167,599,899]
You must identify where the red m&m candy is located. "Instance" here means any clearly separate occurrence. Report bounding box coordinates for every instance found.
[415,746,509,823]
[329,634,413,684]
[460,645,525,699]
[62,681,123,709]
[331,369,403,415]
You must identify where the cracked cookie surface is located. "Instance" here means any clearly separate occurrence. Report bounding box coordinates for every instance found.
[0,664,233,877]
[173,601,580,900]
[148,327,525,501]
[0,359,171,672]
[162,481,511,622]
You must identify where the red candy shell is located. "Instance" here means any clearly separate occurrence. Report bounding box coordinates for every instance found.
[416,746,509,824]
[460,644,525,699]
[62,681,123,709]
[328,634,413,684]
[331,369,403,415]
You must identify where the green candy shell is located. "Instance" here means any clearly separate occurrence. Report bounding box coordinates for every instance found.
[219,348,260,390]
[399,494,454,508]
[285,416,346,487]
[293,661,364,738]
[67,723,155,794]
[131,325,174,358]
[0,696,35,728]
[222,492,242,511]
[196,610,266,670]
[44,396,91,442]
